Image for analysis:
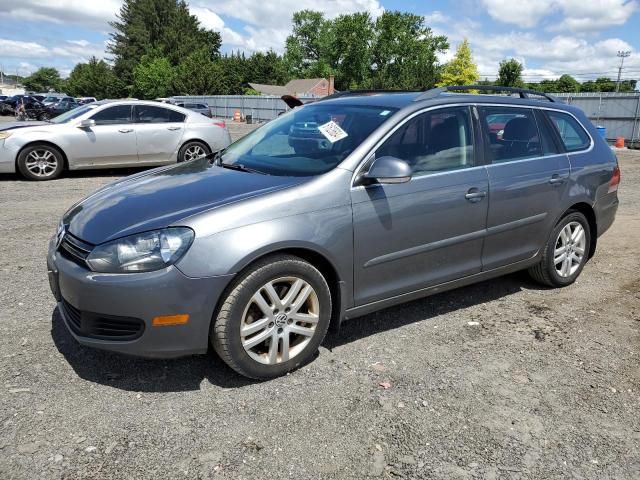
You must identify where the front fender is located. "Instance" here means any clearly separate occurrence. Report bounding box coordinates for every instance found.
[175,206,354,295]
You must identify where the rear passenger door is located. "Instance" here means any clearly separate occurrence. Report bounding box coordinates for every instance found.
[352,106,489,305]
[479,106,570,270]
[133,105,186,164]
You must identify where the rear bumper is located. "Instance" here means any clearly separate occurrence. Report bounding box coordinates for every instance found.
[47,236,234,358]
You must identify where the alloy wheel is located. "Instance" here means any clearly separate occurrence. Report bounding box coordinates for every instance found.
[184,144,206,161]
[554,221,586,278]
[240,276,319,365]
[25,149,59,178]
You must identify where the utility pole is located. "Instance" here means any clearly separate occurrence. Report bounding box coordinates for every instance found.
[616,50,631,92]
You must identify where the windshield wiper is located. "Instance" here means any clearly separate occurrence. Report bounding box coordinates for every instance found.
[219,162,268,175]
[209,148,226,165]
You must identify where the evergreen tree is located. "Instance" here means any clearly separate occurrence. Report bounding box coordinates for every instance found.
[437,39,479,87]
[108,0,221,91]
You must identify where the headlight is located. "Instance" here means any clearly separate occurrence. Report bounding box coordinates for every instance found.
[86,228,194,273]
[0,132,12,140]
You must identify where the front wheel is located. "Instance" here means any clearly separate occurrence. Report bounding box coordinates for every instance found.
[178,140,210,162]
[17,143,64,181]
[212,255,332,379]
[528,211,591,287]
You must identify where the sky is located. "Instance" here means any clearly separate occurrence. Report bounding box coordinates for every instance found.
[0,0,639,84]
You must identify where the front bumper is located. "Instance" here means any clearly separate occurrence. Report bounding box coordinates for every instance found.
[47,237,234,358]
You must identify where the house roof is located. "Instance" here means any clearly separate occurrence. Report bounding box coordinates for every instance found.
[284,78,325,95]
[248,83,289,96]
[249,78,328,97]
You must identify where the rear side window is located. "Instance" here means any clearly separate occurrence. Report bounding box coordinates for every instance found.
[546,111,591,152]
[134,105,185,123]
[90,105,132,125]
[481,107,542,163]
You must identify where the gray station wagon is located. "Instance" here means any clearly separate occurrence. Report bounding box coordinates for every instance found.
[47,86,620,379]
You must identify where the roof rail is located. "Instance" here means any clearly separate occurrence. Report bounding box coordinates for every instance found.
[317,89,418,102]
[415,85,557,103]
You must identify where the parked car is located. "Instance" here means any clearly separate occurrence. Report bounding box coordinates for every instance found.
[47,97,80,116]
[41,94,67,106]
[0,95,8,102]
[46,86,619,379]
[0,100,231,180]
[0,95,48,119]
[77,97,97,105]
[174,102,212,117]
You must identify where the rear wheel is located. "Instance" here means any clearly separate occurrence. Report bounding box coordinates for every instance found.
[212,255,331,379]
[178,140,210,162]
[17,143,64,181]
[528,211,590,287]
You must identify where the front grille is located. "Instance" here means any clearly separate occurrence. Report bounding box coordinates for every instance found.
[59,234,93,267]
[61,298,145,341]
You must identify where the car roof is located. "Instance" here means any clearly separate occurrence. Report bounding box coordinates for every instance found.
[315,90,579,115]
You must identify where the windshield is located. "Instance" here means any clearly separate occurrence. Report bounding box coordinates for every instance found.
[219,103,397,176]
[50,105,97,124]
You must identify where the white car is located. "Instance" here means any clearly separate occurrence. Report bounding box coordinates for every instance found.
[0,100,232,180]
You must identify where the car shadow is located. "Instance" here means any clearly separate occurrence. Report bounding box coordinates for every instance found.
[51,271,544,393]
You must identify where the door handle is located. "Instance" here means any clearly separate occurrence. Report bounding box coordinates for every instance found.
[167,126,182,131]
[549,174,566,185]
[118,128,133,133]
[465,188,487,202]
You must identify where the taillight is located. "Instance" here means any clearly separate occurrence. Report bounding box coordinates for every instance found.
[213,120,226,129]
[608,164,620,193]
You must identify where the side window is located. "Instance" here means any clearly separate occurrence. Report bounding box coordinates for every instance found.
[377,106,474,176]
[534,109,561,156]
[135,105,185,123]
[90,105,132,125]
[546,111,591,152]
[481,107,542,163]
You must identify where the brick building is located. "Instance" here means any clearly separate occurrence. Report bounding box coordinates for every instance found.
[249,76,335,98]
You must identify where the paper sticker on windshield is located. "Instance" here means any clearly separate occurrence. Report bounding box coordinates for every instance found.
[318,120,348,143]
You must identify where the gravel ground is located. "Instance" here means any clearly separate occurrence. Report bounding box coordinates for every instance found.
[0,125,639,479]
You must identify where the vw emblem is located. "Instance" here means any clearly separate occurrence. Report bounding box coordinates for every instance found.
[274,312,288,327]
[55,223,66,249]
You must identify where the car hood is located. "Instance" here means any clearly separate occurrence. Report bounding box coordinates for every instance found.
[63,158,307,245]
[0,121,49,132]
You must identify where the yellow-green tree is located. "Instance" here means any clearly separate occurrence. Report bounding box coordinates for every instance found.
[437,38,479,86]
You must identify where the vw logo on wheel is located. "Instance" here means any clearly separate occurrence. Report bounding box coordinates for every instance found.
[274,312,288,327]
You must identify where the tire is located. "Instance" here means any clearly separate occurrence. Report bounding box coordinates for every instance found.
[528,211,591,287]
[17,143,64,181]
[212,254,332,379]
[178,140,210,162]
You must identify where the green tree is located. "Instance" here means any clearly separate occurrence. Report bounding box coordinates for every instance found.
[23,67,62,92]
[437,38,479,87]
[132,55,175,98]
[66,57,123,99]
[247,50,289,86]
[283,10,332,79]
[173,48,225,95]
[555,74,580,93]
[108,0,221,91]
[370,11,448,89]
[329,12,374,89]
[497,58,524,87]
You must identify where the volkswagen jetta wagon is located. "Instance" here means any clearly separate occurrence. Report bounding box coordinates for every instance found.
[47,86,620,379]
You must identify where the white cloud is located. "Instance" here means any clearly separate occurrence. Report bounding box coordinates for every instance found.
[0,39,49,58]
[480,0,638,32]
[423,11,450,24]
[0,1,121,28]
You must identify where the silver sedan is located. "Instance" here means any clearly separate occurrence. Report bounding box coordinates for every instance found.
[0,100,231,180]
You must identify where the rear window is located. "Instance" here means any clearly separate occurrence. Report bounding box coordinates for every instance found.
[134,105,185,123]
[546,111,591,152]
[480,107,542,163]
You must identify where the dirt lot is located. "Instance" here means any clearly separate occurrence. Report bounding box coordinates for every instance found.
[0,139,639,479]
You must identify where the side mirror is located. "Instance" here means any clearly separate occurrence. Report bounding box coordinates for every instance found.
[363,156,412,185]
[79,119,95,129]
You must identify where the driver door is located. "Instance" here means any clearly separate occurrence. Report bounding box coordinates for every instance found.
[65,104,139,167]
[351,106,489,305]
